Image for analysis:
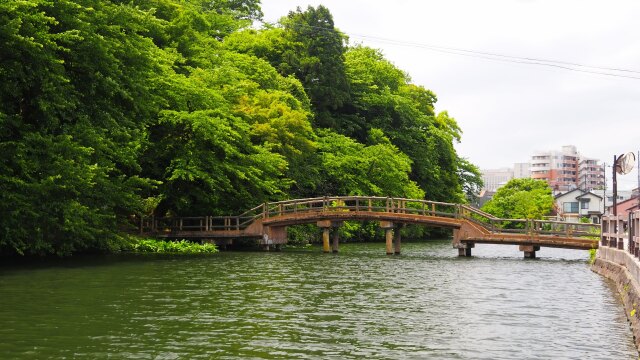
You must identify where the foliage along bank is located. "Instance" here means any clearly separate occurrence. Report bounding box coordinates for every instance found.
[0,1,482,256]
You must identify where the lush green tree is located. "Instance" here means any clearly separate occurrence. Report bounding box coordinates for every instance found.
[340,45,475,202]
[0,0,171,255]
[481,179,554,222]
[281,5,350,127]
[146,109,289,216]
[0,0,484,255]
[457,157,484,204]
[314,129,424,198]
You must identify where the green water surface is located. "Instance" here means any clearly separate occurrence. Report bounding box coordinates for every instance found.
[0,241,636,359]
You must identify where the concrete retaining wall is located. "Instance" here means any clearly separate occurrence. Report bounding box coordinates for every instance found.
[592,246,640,351]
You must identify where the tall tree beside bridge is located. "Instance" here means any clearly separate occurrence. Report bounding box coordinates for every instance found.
[481,178,554,225]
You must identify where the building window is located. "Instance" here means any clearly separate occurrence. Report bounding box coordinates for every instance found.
[563,202,579,213]
[580,201,589,209]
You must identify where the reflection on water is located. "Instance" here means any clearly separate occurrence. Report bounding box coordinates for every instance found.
[0,241,636,359]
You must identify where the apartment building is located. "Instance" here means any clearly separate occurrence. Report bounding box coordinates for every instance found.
[577,157,605,191]
[513,162,530,179]
[480,168,513,191]
[530,145,579,192]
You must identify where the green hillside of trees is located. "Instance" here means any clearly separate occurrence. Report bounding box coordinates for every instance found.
[0,0,482,256]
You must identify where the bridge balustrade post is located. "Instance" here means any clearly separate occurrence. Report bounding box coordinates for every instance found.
[368,199,372,212]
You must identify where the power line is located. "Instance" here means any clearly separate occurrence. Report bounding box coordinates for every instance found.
[265,21,640,80]
[349,34,640,80]
[350,33,640,75]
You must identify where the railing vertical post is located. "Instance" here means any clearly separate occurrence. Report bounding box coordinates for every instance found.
[431,203,435,216]
[205,216,209,231]
[236,217,240,231]
[356,198,359,212]
[263,203,267,219]
[179,218,183,231]
[368,199,372,212]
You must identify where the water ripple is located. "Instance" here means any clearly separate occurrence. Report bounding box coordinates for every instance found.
[0,241,637,359]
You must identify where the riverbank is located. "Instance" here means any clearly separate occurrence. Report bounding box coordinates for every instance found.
[592,246,640,351]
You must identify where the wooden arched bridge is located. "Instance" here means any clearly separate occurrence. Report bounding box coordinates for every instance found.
[139,196,600,258]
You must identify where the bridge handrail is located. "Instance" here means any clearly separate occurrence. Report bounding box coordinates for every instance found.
[457,204,600,239]
[262,196,459,219]
[138,196,602,240]
[459,205,499,220]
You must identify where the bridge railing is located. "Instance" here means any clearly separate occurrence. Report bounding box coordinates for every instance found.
[458,204,600,238]
[531,220,600,237]
[140,196,463,234]
[261,196,460,219]
[139,197,602,240]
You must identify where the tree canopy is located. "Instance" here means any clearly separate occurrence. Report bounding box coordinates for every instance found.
[1,1,482,256]
[481,179,554,221]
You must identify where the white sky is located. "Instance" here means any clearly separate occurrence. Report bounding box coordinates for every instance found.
[259,0,640,190]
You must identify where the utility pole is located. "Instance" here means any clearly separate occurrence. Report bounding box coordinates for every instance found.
[602,161,608,217]
[613,155,618,216]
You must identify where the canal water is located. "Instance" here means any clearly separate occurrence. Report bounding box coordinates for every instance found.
[0,241,637,359]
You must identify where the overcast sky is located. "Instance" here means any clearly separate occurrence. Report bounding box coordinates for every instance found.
[259,0,640,190]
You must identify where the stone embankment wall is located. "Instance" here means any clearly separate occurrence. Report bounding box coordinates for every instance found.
[592,246,640,351]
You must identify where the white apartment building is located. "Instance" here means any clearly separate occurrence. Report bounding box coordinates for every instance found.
[577,157,605,191]
[513,162,530,179]
[481,168,513,192]
[530,145,579,192]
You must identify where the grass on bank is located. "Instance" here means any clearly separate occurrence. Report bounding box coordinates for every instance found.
[129,238,218,254]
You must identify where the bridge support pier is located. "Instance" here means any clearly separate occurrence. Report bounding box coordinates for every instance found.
[456,242,474,257]
[393,225,402,255]
[520,245,540,259]
[318,220,343,253]
[322,228,331,253]
[332,230,339,253]
[380,221,395,255]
